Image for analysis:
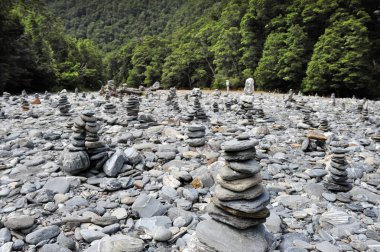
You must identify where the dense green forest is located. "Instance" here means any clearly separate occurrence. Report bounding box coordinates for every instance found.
[1,0,379,97]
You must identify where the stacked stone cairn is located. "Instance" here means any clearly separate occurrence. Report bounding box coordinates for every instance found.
[21,98,30,111]
[21,89,27,98]
[184,96,207,121]
[75,88,79,97]
[0,104,5,119]
[3,92,10,102]
[186,125,206,147]
[331,93,336,106]
[324,140,352,192]
[166,87,180,112]
[225,98,232,111]
[357,99,364,113]
[238,96,254,118]
[196,135,271,251]
[44,91,51,100]
[125,95,140,121]
[212,102,219,113]
[64,110,109,174]
[361,101,369,121]
[319,116,329,131]
[31,93,41,104]
[302,107,312,126]
[105,91,111,101]
[104,103,117,114]
[58,93,71,116]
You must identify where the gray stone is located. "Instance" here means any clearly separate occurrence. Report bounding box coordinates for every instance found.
[25,225,60,244]
[124,147,142,165]
[216,174,262,192]
[196,219,270,252]
[0,228,11,244]
[265,211,282,233]
[43,177,71,194]
[152,226,172,242]
[315,241,340,252]
[57,232,76,250]
[279,233,310,251]
[4,215,35,230]
[91,234,144,252]
[80,229,106,242]
[135,216,172,233]
[219,164,253,181]
[132,193,167,218]
[39,244,71,252]
[223,139,258,152]
[62,150,90,174]
[103,149,125,177]
[214,184,264,201]
[228,159,261,174]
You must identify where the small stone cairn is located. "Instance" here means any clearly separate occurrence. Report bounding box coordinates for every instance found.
[324,140,352,192]
[196,134,272,251]
[62,110,109,174]
[166,87,180,112]
[184,96,207,121]
[3,92,10,102]
[125,95,140,121]
[21,98,30,111]
[104,103,117,114]
[319,115,329,131]
[58,93,71,116]
[186,125,206,147]
[361,101,369,121]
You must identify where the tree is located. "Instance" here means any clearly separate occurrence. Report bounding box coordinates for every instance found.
[302,11,371,96]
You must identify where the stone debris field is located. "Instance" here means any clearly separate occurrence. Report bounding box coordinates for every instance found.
[0,88,379,252]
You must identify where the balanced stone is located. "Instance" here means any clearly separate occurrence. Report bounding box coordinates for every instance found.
[104,103,117,114]
[186,124,206,147]
[228,159,262,174]
[324,140,352,192]
[214,184,264,201]
[58,93,71,115]
[125,96,140,121]
[21,98,30,111]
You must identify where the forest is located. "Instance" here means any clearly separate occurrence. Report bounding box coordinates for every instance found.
[1,0,379,98]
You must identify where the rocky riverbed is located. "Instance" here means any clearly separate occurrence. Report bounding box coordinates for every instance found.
[0,90,379,252]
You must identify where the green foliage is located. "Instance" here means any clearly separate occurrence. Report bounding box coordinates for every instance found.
[302,11,371,96]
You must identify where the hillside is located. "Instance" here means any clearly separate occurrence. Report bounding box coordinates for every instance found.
[1,0,379,97]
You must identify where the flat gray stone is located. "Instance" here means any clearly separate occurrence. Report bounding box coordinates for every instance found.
[43,178,71,194]
[228,159,261,175]
[214,184,264,201]
[4,215,35,230]
[196,219,269,252]
[103,149,125,177]
[216,173,262,192]
[223,139,258,152]
[25,225,60,244]
[131,193,167,218]
[219,164,253,181]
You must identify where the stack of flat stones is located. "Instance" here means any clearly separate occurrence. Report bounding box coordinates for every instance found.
[166,87,180,112]
[372,130,380,142]
[44,91,51,100]
[186,125,206,147]
[58,93,71,116]
[104,103,117,114]
[3,92,10,101]
[324,140,352,192]
[0,104,5,119]
[256,106,266,120]
[197,135,271,251]
[319,116,329,131]
[357,101,364,113]
[21,98,30,111]
[184,96,207,121]
[361,103,369,121]
[208,135,270,228]
[302,107,312,126]
[82,111,109,170]
[125,96,140,121]
[238,97,254,118]
[212,102,219,113]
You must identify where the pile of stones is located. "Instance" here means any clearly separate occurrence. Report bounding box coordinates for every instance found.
[44,91,51,100]
[361,102,369,121]
[104,103,117,114]
[0,104,5,119]
[319,116,329,131]
[186,125,206,147]
[212,102,219,113]
[63,110,109,174]
[225,98,232,111]
[58,93,71,116]
[125,96,140,121]
[324,140,352,192]
[166,87,180,112]
[302,107,312,126]
[3,92,11,101]
[183,96,207,121]
[21,98,30,111]
[196,135,271,251]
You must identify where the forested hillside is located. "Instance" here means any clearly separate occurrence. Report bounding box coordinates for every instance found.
[1,0,379,97]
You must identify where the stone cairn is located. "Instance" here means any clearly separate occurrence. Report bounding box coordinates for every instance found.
[319,116,329,131]
[225,98,232,111]
[237,96,254,118]
[212,102,219,113]
[166,87,180,112]
[104,103,117,114]
[31,93,41,105]
[301,107,312,126]
[44,91,51,100]
[196,134,271,250]
[3,92,10,102]
[21,98,30,111]
[361,101,369,121]
[75,88,79,97]
[63,110,109,174]
[331,93,336,106]
[125,95,140,121]
[21,89,27,98]
[58,93,71,116]
[184,96,207,121]
[324,140,352,192]
[0,104,5,119]
[186,125,206,147]
[356,99,364,113]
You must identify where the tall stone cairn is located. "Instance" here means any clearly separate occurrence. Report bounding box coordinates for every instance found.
[324,140,352,192]
[196,135,272,251]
